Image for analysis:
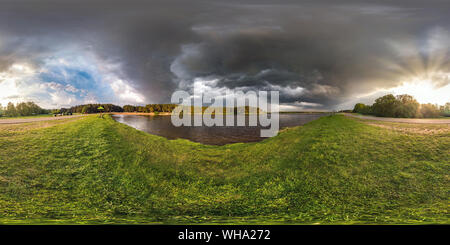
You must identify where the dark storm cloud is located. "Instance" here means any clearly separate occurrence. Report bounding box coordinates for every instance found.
[0,0,449,108]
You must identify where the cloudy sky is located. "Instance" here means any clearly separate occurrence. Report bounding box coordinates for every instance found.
[0,0,449,110]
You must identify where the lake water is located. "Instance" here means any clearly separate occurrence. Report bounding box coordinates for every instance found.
[112,113,328,145]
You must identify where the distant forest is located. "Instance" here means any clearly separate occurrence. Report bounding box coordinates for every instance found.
[66,104,177,114]
[67,104,124,114]
[353,94,450,118]
[123,104,178,113]
[68,104,261,114]
[0,102,178,117]
[0,102,265,117]
[2,97,449,118]
[0,102,49,117]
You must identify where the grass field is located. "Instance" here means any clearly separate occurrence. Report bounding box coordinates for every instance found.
[0,115,448,224]
[0,113,84,120]
[0,114,54,120]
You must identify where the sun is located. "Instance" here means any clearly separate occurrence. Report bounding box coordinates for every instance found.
[390,76,450,105]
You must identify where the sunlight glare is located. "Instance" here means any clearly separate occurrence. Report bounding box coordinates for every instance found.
[390,77,450,105]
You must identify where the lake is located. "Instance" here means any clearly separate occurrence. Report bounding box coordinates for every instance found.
[112,113,328,145]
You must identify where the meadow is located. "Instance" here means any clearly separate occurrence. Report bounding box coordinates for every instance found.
[0,114,448,224]
[0,114,53,120]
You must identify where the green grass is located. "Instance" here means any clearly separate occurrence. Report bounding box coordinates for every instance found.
[0,114,53,119]
[348,112,449,119]
[0,115,448,224]
[0,113,82,120]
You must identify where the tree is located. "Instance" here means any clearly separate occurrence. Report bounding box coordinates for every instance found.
[145,104,154,113]
[372,94,398,117]
[394,94,419,118]
[5,102,17,117]
[353,94,445,118]
[353,103,366,114]
[16,102,28,116]
[439,102,450,117]
[81,106,88,114]
[123,105,136,112]
[420,103,440,118]
[154,104,162,112]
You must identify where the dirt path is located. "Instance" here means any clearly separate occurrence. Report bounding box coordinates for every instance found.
[0,115,84,124]
[343,113,450,124]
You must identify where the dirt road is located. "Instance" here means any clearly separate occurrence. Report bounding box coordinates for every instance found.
[0,115,84,124]
[343,113,450,124]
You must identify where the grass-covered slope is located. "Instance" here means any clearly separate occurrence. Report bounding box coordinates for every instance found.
[0,115,448,224]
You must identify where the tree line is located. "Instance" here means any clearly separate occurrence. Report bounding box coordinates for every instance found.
[0,102,50,117]
[123,104,177,113]
[122,104,260,114]
[67,104,124,114]
[67,103,178,114]
[353,94,450,118]
[0,102,263,117]
[0,102,179,117]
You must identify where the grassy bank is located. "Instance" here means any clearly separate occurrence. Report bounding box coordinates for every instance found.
[0,115,448,224]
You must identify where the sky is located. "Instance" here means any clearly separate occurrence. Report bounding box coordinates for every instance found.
[0,0,449,110]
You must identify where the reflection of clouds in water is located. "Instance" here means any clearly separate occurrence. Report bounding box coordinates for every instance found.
[112,114,327,145]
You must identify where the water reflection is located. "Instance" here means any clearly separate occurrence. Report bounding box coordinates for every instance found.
[112,113,327,145]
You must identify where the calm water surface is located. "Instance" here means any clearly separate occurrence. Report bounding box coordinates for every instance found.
[112,113,327,145]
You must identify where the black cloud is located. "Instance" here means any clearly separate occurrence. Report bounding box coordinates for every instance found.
[0,0,448,108]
